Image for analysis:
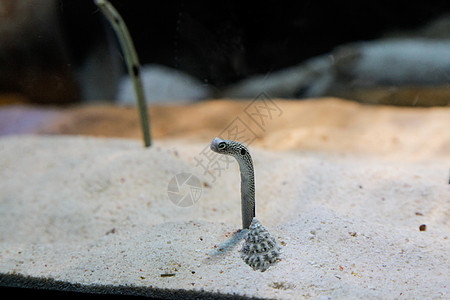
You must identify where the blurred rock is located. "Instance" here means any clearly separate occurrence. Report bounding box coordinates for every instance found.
[220,55,332,99]
[117,64,212,105]
[331,39,450,86]
[221,38,450,106]
[75,36,121,103]
[327,39,450,106]
[220,13,450,106]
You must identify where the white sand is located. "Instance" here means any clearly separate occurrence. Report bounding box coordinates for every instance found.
[0,135,448,298]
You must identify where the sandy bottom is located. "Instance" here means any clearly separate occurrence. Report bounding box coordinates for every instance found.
[0,133,448,298]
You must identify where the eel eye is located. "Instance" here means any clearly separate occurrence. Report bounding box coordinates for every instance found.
[218,142,226,150]
[240,149,246,155]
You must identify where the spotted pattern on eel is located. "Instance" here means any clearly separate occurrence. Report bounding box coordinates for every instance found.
[210,137,281,271]
[210,137,255,229]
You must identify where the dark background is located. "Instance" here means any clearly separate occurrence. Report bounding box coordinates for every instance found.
[60,0,450,87]
[1,0,449,104]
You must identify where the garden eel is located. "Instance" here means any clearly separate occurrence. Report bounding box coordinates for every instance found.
[94,0,151,147]
[210,137,281,271]
[210,137,255,229]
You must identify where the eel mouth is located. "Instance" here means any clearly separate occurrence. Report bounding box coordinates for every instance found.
[210,137,222,152]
